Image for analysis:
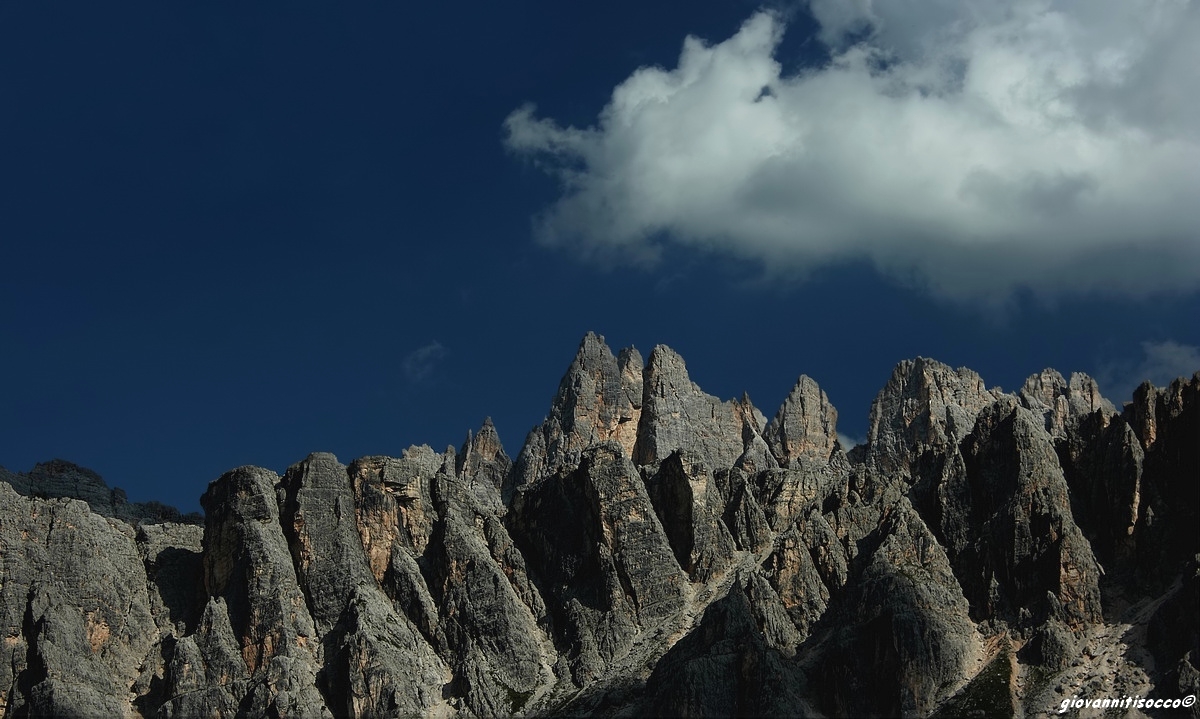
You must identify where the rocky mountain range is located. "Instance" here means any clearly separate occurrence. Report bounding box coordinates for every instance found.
[0,332,1196,718]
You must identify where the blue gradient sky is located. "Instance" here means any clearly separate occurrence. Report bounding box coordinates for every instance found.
[3,2,1198,513]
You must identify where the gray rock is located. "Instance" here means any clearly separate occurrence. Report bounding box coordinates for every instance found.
[813,499,979,719]
[1055,409,1144,571]
[867,357,1000,473]
[0,481,159,717]
[752,457,847,532]
[633,345,758,472]
[509,442,687,686]
[1,335,1197,718]
[1019,368,1116,440]
[960,398,1103,627]
[762,515,840,641]
[1020,618,1078,672]
[136,522,206,638]
[764,374,840,466]
[643,450,737,584]
[325,585,451,718]
[456,417,511,515]
[641,579,808,718]
[717,468,772,554]
[425,454,556,716]
[184,465,330,717]
[347,454,444,645]
[279,452,450,716]
[510,333,643,493]
[1124,374,1200,591]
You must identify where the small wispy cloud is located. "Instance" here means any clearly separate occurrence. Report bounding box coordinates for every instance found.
[1098,340,1200,402]
[403,341,447,383]
[837,433,866,452]
[1130,340,1200,389]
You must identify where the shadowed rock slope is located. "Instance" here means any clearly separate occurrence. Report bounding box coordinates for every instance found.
[1,332,1196,718]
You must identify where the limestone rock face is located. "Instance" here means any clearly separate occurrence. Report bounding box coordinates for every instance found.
[508,442,688,685]
[510,333,643,493]
[1054,407,1145,571]
[815,499,980,719]
[643,450,737,584]
[764,375,839,467]
[178,465,329,718]
[279,453,449,716]
[0,335,1196,717]
[1019,368,1116,440]
[958,399,1104,627]
[455,417,510,515]
[633,344,761,471]
[1124,374,1200,589]
[867,357,1000,472]
[426,459,555,717]
[0,481,159,718]
[640,577,808,718]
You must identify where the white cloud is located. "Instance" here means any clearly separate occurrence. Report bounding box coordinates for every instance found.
[403,341,447,382]
[837,433,866,451]
[505,2,1200,301]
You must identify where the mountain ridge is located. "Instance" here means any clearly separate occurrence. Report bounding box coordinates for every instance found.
[1,332,1196,717]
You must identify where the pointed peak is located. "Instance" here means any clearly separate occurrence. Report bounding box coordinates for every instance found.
[617,345,644,371]
[781,375,823,404]
[868,357,995,465]
[564,332,619,380]
[645,344,691,385]
[764,374,837,466]
[461,417,506,467]
[1024,368,1067,390]
[578,331,609,355]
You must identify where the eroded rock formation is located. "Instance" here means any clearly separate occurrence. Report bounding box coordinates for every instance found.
[1,333,1196,717]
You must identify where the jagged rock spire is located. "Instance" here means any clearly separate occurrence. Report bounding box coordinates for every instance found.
[511,332,644,490]
[633,344,761,470]
[764,375,839,467]
[1019,368,1116,439]
[867,357,1000,471]
[1,337,1197,718]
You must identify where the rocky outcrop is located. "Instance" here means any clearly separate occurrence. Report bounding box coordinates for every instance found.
[509,333,643,494]
[643,450,737,584]
[867,358,1000,473]
[508,442,688,686]
[1019,369,1116,441]
[0,335,1196,718]
[1124,374,1200,591]
[0,481,161,718]
[764,375,839,467]
[633,344,766,471]
[814,499,981,718]
[0,460,203,525]
[958,398,1103,627]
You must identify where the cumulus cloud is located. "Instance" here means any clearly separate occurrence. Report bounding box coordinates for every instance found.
[403,341,447,382]
[505,2,1200,300]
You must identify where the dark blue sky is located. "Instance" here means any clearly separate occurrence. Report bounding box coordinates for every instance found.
[4,3,1198,513]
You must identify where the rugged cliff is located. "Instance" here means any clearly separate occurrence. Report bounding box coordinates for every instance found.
[1,332,1196,718]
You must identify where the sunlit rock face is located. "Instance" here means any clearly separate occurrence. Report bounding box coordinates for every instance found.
[0,335,1195,717]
